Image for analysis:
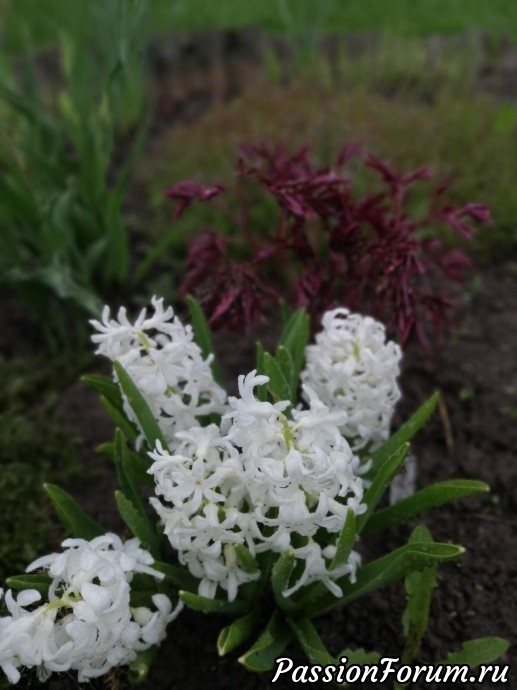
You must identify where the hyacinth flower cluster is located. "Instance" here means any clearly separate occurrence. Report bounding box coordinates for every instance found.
[90,298,402,603]
[0,535,180,684]
[166,143,491,349]
[1,297,506,685]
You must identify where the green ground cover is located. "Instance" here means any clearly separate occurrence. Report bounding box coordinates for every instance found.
[3,0,517,54]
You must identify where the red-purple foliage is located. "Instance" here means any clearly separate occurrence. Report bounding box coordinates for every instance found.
[165,181,224,218]
[168,143,490,348]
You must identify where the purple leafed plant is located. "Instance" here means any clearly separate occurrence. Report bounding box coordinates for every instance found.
[165,143,490,348]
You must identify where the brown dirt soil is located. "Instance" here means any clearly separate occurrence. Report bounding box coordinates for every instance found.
[23,263,514,690]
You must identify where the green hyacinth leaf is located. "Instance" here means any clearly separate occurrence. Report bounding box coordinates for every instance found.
[238,611,292,672]
[5,574,52,597]
[217,608,260,656]
[44,483,105,540]
[365,480,488,534]
[113,361,168,451]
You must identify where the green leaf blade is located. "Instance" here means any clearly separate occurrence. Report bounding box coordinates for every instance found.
[115,490,158,555]
[288,618,336,666]
[82,373,122,408]
[364,480,489,534]
[438,637,509,668]
[279,308,310,383]
[238,612,292,672]
[369,393,439,475]
[113,361,168,451]
[271,551,297,612]
[400,526,438,665]
[152,561,198,592]
[217,608,260,656]
[44,483,105,540]
[357,443,410,534]
[179,591,249,616]
[6,574,52,597]
[331,509,357,571]
[99,394,138,444]
[186,295,222,384]
[264,352,292,403]
[304,540,464,618]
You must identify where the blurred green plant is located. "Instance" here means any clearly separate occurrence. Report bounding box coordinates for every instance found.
[0,0,150,348]
[4,0,517,48]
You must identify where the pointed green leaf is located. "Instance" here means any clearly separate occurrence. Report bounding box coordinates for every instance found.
[288,618,335,665]
[331,509,357,571]
[128,646,158,684]
[6,574,52,596]
[303,540,464,618]
[129,591,159,608]
[44,483,105,540]
[98,441,154,486]
[400,526,437,665]
[113,433,160,555]
[130,573,162,593]
[438,637,509,668]
[115,490,158,555]
[295,510,357,612]
[369,393,439,475]
[152,561,198,592]
[357,443,410,534]
[276,345,295,397]
[218,608,260,656]
[264,352,291,402]
[114,430,147,512]
[271,551,297,612]
[234,544,259,573]
[82,374,123,408]
[279,308,310,384]
[179,591,249,616]
[186,295,222,384]
[100,395,138,444]
[238,611,292,672]
[113,361,168,451]
[364,480,489,534]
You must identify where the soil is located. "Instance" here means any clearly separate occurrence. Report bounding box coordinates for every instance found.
[3,28,517,690]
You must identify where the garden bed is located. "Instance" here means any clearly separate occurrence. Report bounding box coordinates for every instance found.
[37,265,514,690]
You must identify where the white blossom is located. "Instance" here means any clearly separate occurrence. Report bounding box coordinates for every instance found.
[0,535,181,684]
[301,307,402,449]
[149,370,366,602]
[91,297,227,446]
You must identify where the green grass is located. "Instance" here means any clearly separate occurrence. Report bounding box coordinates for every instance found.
[3,0,517,54]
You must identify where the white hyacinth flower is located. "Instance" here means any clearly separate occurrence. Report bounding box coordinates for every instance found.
[150,368,366,602]
[0,535,182,684]
[301,307,402,449]
[91,297,227,447]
